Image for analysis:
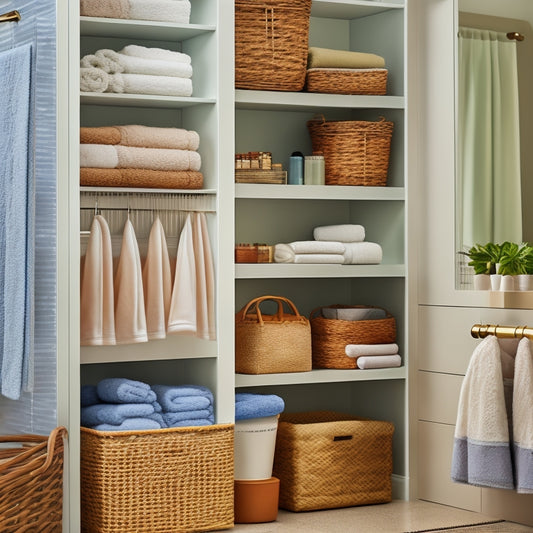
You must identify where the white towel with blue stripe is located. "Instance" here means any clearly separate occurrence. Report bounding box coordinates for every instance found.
[0,44,34,400]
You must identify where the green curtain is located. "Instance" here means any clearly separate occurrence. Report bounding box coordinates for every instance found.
[458,27,522,249]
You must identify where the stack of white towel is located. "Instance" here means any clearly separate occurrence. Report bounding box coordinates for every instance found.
[80,0,192,24]
[274,224,382,265]
[80,44,193,97]
[345,343,401,369]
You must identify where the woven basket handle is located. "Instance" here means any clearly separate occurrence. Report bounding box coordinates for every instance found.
[241,295,303,324]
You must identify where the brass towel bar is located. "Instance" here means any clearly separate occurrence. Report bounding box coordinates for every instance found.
[471,324,533,340]
[0,10,21,24]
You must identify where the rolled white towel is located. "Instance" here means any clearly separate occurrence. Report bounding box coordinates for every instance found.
[289,240,345,255]
[80,67,109,93]
[294,254,344,264]
[274,243,295,263]
[81,53,125,74]
[97,49,193,78]
[345,343,399,357]
[357,355,402,369]
[120,44,191,65]
[343,242,382,265]
[107,73,193,97]
[129,0,191,24]
[313,224,365,243]
[80,144,119,168]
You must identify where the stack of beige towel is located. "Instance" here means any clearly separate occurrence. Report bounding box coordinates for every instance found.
[80,124,203,189]
[80,44,193,97]
[80,213,215,346]
[80,0,192,24]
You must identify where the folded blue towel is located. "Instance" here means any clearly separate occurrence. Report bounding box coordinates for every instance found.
[81,385,99,407]
[152,384,214,412]
[235,393,285,421]
[97,377,156,404]
[93,417,162,432]
[152,400,162,412]
[163,407,214,427]
[147,412,167,428]
[81,402,155,427]
[165,418,214,428]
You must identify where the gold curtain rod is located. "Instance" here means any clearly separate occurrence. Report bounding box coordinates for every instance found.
[471,324,533,340]
[507,31,525,41]
[0,10,21,23]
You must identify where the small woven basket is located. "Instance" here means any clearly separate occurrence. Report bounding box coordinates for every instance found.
[81,424,234,533]
[273,411,394,511]
[307,115,393,186]
[235,0,312,91]
[0,426,67,533]
[310,305,396,369]
[305,68,388,95]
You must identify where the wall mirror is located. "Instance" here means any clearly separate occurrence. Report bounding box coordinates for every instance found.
[455,0,533,288]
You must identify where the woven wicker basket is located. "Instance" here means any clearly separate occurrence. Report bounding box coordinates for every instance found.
[310,305,396,369]
[0,426,67,533]
[81,424,234,533]
[273,411,394,511]
[235,0,312,91]
[307,115,393,186]
[306,68,388,95]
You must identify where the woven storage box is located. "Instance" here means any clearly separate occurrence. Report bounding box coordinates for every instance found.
[310,305,396,369]
[0,426,67,533]
[306,68,388,95]
[273,411,394,511]
[235,0,312,91]
[307,115,393,186]
[80,424,234,533]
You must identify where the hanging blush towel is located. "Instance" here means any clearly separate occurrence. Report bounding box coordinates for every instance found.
[193,212,216,341]
[80,215,116,346]
[114,219,148,344]
[167,213,197,335]
[142,217,172,340]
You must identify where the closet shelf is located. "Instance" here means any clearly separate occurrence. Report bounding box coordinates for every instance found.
[235,366,406,387]
[235,264,405,279]
[235,90,404,112]
[80,16,216,41]
[80,92,216,109]
[311,0,404,20]
[235,184,404,201]
[80,187,216,195]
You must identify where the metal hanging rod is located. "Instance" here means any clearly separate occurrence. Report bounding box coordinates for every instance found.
[80,206,216,213]
[0,10,21,23]
[507,31,525,41]
[471,323,533,340]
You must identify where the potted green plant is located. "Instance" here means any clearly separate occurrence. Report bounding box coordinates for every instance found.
[459,242,500,289]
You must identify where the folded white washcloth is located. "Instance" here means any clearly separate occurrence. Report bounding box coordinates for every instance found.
[121,44,191,64]
[80,144,119,168]
[129,0,191,24]
[313,224,365,243]
[107,73,193,97]
[345,343,399,358]
[294,254,344,264]
[343,241,382,264]
[274,243,295,263]
[80,67,109,93]
[357,355,401,369]
[289,240,345,255]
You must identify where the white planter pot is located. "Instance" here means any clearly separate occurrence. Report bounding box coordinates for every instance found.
[473,274,491,290]
[490,274,502,291]
[500,275,515,291]
[516,274,533,291]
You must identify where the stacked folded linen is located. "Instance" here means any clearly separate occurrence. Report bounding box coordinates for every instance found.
[274,224,383,265]
[80,124,202,189]
[345,343,401,369]
[80,44,193,97]
[80,0,192,24]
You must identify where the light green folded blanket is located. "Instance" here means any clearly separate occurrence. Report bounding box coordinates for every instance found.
[308,47,385,69]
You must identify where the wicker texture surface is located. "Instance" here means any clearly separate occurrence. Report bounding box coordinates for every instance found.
[307,116,393,186]
[273,411,394,512]
[235,0,312,91]
[235,295,312,374]
[0,426,67,533]
[80,424,234,533]
[310,305,396,369]
[306,68,388,95]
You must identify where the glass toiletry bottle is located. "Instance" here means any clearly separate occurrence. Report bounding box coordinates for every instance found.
[288,151,304,185]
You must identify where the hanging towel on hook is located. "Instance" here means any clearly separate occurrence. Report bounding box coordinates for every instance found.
[143,217,172,340]
[114,219,148,344]
[80,215,116,346]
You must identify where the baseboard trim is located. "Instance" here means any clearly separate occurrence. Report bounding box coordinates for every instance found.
[392,474,408,500]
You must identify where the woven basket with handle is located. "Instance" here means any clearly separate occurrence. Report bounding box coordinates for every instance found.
[235,0,312,91]
[0,426,67,533]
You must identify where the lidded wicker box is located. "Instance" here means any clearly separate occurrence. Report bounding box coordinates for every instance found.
[80,424,234,533]
[273,411,394,511]
[235,0,312,91]
[305,68,388,95]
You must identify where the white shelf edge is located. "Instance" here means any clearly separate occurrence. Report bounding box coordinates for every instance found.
[235,183,404,200]
[80,187,217,195]
[80,92,216,108]
[235,263,405,279]
[235,366,406,387]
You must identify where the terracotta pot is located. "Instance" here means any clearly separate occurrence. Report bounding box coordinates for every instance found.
[234,477,280,523]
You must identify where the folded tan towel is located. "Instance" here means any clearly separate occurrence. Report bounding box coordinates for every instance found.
[80,168,203,189]
[80,125,200,150]
[308,47,385,69]
[80,0,129,19]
